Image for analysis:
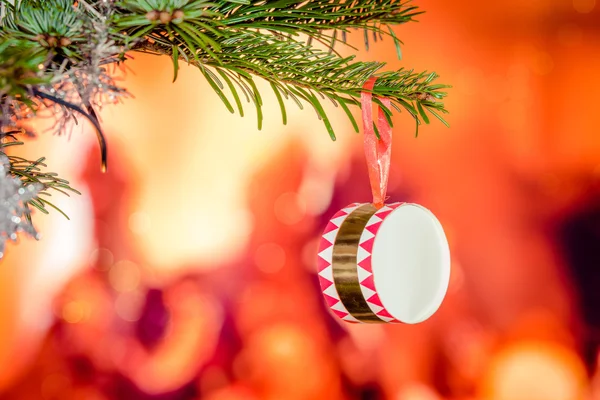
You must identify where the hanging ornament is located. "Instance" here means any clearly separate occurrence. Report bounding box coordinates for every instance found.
[318,77,451,324]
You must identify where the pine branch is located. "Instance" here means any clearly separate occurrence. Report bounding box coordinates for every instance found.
[0,0,451,234]
[138,29,448,138]
[112,0,449,137]
[0,37,50,100]
[116,0,421,51]
[2,0,450,141]
[1,131,80,221]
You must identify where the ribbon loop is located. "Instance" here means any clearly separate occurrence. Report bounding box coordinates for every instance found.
[361,77,392,209]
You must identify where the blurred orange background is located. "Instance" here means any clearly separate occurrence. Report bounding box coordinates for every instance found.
[1,0,600,399]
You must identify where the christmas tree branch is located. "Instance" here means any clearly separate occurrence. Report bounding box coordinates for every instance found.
[1,0,449,141]
[1,131,80,221]
[113,0,448,138]
[0,0,450,254]
[137,29,447,138]
[117,0,422,52]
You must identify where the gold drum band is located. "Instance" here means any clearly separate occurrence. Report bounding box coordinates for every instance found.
[332,204,382,322]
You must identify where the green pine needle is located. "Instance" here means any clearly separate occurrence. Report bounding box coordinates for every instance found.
[0,0,451,225]
[0,136,79,220]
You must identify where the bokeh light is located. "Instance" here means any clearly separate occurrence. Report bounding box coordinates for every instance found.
[1,1,600,399]
[482,341,587,400]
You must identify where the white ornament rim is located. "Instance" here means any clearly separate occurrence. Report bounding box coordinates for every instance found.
[371,203,451,324]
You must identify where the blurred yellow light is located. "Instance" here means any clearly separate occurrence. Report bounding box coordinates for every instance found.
[90,52,351,274]
[481,341,587,400]
[297,169,336,216]
[396,383,441,400]
[62,301,87,324]
[128,211,152,235]
[108,260,141,293]
[244,323,340,400]
[257,324,315,364]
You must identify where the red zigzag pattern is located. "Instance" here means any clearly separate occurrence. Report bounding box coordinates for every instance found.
[318,202,404,324]
[356,202,403,323]
[317,203,361,323]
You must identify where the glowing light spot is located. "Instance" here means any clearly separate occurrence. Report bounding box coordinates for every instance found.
[114,291,144,321]
[297,171,335,215]
[109,260,141,292]
[573,0,596,13]
[255,324,314,362]
[229,209,254,239]
[274,192,306,225]
[482,341,586,400]
[244,324,329,397]
[62,301,87,323]
[129,211,151,234]
[254,242,286,273]
[396,383,441,400]
[89,247,114,271]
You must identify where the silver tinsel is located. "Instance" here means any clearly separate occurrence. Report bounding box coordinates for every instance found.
[0,154,42,259]
[47,12,130,135]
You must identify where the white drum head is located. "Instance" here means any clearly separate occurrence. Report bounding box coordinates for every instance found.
[371,204,450,323]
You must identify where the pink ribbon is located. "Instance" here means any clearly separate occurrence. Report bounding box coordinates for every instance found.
[361,77,392,209]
